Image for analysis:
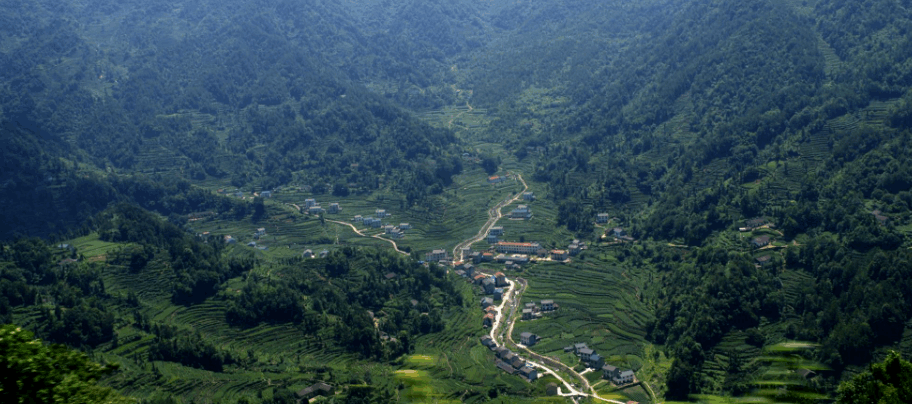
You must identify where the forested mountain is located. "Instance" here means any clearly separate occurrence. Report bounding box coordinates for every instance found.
[3,0,912,402]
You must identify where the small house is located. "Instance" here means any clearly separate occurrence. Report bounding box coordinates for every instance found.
[510,205,532,219]
[399,223,411,230]
[260,190,272,198]
[589,353,605,369]
[481,297,494,309]
[612,227,626,238]
[480,335,496,348]
[328,203,340,214]
[375,209,388,218]
[494,288,504,301]
[510,355,526,369]
[305,198,316,208]
[520,332,537,346]
[579,348,594,362]
[597,213,610,223]
[541,300,555,311]
[573,342,589,354]
[486,234,499,243]
[296,382,333,400]
[522,192,535,201]
[302,249,314,258]
[519,366,538,381]
[494,346,510,359]
[751,236,771,248]
[482,278,496,294]
[550,250,568,261]
[256,227,266,236]
[308,206,324,215]
[483,313,495,327]
[224,235,237,244]
[522,308,533,320]
[496,360,516,375]
[494,272,508,287]
[490,226,504,236]
[353,215,363,223]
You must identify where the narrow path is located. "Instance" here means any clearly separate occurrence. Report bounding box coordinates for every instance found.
[325,219,410,256]
[452,174,528,261]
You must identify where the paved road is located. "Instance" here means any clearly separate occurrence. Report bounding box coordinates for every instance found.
[452,174,529,261]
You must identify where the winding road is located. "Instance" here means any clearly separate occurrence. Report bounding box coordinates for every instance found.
[287,174,650,403]
[452,174,528,262]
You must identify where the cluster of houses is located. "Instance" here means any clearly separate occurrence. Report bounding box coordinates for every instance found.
[353,209,398,231]
[562,343,635,385]
[303,199,341,215]
[522,299,556,320]
[479,336,539,381]
[382,222,411,239]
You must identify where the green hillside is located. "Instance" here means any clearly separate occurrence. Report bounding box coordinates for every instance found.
[3,0,912,403]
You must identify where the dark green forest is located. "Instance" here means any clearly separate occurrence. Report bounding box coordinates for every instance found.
[3,0,912,402]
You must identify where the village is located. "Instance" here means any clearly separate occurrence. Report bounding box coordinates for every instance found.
[208,175,649,401]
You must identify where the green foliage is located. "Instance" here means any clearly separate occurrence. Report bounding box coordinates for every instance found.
[837,351,912,404]
[0,324,132,404]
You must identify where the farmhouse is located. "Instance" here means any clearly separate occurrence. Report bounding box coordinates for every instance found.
[612,227,626,238]
[519,365,538,381]
[579,348,594,362]
[573,342,589,354]
[399,223,411,230]
[510,205,532,219]
[308,206,324,215]
[224,235,237,244]
[353,215,363,222]
[296,382,333,400]
[602,365,635,385]
[541,300,555,311]
[483,313,495,327]
[259,190,272,198]
[494,346,510,358]
[520,332,538,346]
[481,297,494,309]
[328,203,340,213]
[425,249,448,262]
[550,250,568,261]
[494,288,504,301]
[488,175,507,184]
[588,353,605,369]
[495,360,516,375]
[384,225,396,234]
[522,309,533,320]
[486,234,499,243]
[473,274,487,284]
[746,217,767,229]
[752,236,771,248]
[375,209,389,218]
[490,226,504,236]
[480,335,496,348]
[482,278,496,294]
[494,272,508,287]
[495,241,541,254]
[256,227,266,236]
[597,213,610,223]
[305,198,316,208]
[302,249,313,258]
[522,192,535,201]
[510,356,526,369]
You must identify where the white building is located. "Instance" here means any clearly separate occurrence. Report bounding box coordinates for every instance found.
[425,249,448,262]
[494,242,541,254]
